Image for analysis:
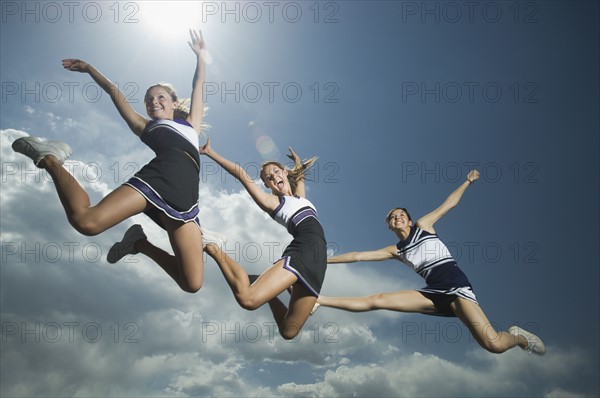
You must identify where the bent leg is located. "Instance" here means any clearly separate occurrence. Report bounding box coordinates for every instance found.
[205,245,320,339]
[43,157,146,235]
[159,215,204,293]
[451,298,523,354]
[135,238,179,282]
[317,290,438,314]
[205,244,296,310]
[271,283,317,340]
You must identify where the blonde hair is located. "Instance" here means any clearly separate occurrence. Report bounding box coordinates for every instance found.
[260,157,318,195]
[145,83,209,131]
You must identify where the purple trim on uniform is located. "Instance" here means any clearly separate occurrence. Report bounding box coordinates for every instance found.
[291,208,317,228]
[271,196,286,219]
[146,118,193,128]
[271,195,310,218]
[279,256,319,297]
[125,177,199,221]
[174,118,193,127]
[144,119,199,152]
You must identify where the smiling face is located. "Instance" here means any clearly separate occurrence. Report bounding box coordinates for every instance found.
[386,208,413,231]
[261,162,291,196]
[144,85,178,120]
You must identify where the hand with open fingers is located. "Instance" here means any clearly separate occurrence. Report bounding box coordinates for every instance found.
[62,59,90,73]
[188,29,206,58]
[287,147,302,167]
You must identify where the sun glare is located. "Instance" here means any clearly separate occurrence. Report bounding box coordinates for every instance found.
[139,1,205,41]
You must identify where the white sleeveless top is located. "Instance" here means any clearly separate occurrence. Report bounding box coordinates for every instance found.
[396,226,456,280]
[271,195,318,234]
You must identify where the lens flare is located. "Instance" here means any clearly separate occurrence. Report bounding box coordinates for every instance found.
[255,135,279,160]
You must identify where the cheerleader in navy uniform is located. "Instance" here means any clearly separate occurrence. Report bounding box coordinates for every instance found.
[12,30,223,293]
[313,170,545,355]
[200,139,326,340]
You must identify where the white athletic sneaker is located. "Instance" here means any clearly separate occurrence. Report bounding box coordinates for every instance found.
[201,227,227,248]
[509,326,546,355]
[12,136,72,167]
[107,224,147,264]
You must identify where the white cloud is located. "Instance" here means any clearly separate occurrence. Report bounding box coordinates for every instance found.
[2,128,597,397]
[545,388,588,398]
[276,347,595,398]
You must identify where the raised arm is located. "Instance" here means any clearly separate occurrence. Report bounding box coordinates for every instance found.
[62,59,147,136]
[416,170,480,233]
[186,29,206,133]
[287,147,306,198]
[200,138,280,213]
[328,245,397,264]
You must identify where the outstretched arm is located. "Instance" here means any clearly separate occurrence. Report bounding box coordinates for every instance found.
[328,245,397,263]
[62,59,147,136]
[186,29,206,133]
[287,147,306,198]
[200,138,280,213]
[417,170,480,233]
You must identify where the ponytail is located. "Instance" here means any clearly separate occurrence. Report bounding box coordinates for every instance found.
[261,157,318,195]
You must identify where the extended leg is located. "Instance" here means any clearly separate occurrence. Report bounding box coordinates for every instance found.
[451,298,533,354]
[315,290,438,314]
[42,156,147,235]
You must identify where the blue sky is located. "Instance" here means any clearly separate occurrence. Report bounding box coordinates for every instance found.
[1,1,598,397]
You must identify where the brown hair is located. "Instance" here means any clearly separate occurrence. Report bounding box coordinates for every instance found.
[385,207,413,225]
[260,157,318,195]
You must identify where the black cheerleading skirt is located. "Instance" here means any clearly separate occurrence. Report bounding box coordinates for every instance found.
[125,147,201,230]
[417,262,478,317]
[278,217,327,297]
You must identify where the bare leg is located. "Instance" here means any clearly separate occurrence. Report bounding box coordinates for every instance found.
[134,239,181,286]
[316,290,438,314]
[205,244,319,338]
[450,298,525,353]
[41,156,147,235]
[269,283,317,340]
[151,215,204,293]
[205,244,296,309]
[41,155,204,293]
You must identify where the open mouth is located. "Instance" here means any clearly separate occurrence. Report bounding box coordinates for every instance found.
[276,180,284,189]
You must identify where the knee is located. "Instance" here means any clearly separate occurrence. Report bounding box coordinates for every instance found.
[182,278,203,294]
[237,296,260,311]
[204,243,220,257]
[480,336,507,354]
[70,217,103,236]
[279,323,301,340]
[367,293,385,310]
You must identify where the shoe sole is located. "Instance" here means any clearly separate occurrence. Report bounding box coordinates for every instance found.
[12,137,72,166]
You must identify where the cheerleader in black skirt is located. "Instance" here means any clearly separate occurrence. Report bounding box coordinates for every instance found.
[12,30,218,293]
[313,170,546,355]
[200,139,326,340]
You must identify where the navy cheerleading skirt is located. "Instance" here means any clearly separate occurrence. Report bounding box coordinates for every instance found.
[278,217,327,297]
